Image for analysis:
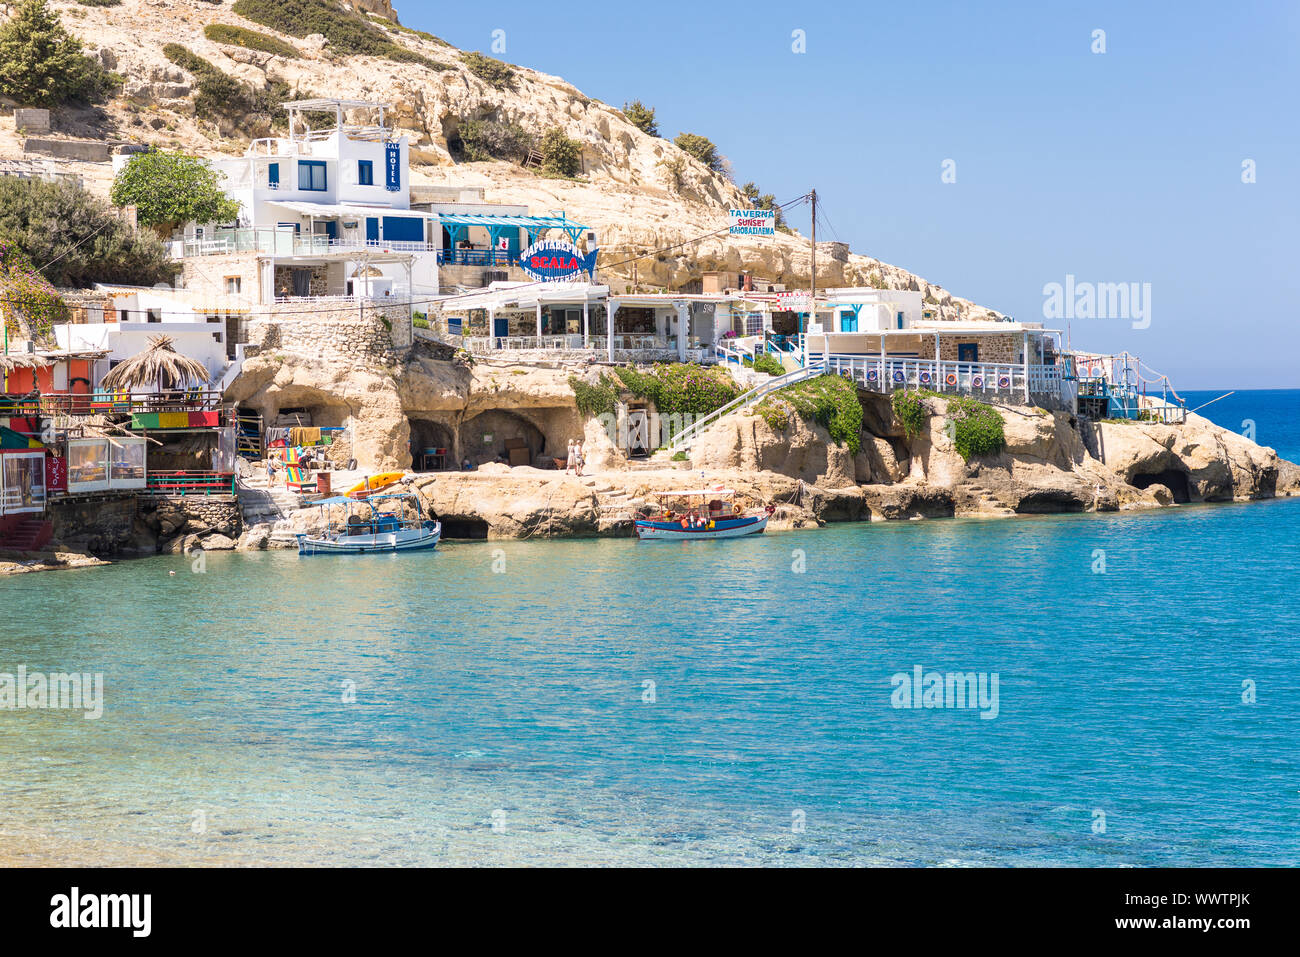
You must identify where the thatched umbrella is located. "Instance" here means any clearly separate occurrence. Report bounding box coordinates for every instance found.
[101,335,210,394]
[0,353,51,373]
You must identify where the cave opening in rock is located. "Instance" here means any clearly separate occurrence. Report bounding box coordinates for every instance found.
[437,516,490,540]
[1131,468,1192,503]
[459,409,548,468]
[408,417,456,471]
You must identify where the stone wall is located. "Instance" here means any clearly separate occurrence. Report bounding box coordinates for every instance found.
[141,496,242,553]
[246,302,412,363]
[48,495,140,556]
[922,333,1026,364]
[181,254,259,303]
[274,264,330,299]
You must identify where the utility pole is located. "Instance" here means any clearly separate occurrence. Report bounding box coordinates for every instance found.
[809,188,817,335]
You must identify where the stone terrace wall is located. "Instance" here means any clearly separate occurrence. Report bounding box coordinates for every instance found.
[247,302,412,364]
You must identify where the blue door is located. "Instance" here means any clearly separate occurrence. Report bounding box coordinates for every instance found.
[493,317,508,338]
[323,221,337,241]
[840,310,858,332]
[381,216,424,243]
[365,218,379,243]
[958,343,979,363]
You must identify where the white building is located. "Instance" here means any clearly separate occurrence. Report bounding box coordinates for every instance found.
[156,99,595,310]
[54,286,240,390]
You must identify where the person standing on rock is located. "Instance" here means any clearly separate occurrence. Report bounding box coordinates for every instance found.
[574,441,585,477]
[565,439,576,475]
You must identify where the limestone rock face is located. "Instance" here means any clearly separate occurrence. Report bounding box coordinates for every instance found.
[45,1,994,314]
[689,412,858,488]
[1090,412,1292,502]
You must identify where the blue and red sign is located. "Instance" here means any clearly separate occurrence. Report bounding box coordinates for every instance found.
[519,239,598,282]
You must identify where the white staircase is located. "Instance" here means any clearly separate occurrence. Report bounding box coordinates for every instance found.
[667,363,826,452]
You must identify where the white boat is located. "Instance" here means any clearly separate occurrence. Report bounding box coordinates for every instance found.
[634,488,772,541]
[296,492,441,556]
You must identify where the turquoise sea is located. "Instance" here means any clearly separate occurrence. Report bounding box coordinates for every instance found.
[1,390,1297,866]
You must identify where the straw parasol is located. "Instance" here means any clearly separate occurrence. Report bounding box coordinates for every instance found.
[101,335,210,393]
[0,353,52,372]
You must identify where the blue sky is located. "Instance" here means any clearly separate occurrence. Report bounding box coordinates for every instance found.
[402,0,1298,389]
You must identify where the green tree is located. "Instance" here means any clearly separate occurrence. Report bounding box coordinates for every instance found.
[540,127,582,178]
[623,100,658,137]
[673,132,722,173]
[740,181,787,230]
[110,152,241,237]
[0,177,177,288]
[0,0,119,107]
[0,240,68,346]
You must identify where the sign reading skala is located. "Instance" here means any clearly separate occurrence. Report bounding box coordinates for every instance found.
[520,239,598,282]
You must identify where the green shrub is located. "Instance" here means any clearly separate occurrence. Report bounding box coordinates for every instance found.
[614,363,741,421]
[231,0,447,68]
[756,374,863,453]
[891,390,928,438]
[673,132,723,172]
[163,45,244,119]
[204,23,300,58]
[868,272,887,290]
[110,151,240,236]
[745,352,785,376]
[569,373,618,419]
[0,0,120,107]
[945,396,1005,461]
[0,177,177,288]
[539,127,582,178]
[457,118,534,163]
[623,100,658,136]
[461,51,514,88]
[739,182,788,231]
[412,316,430,329]
[670,450,687,462]
[75,0,121,6]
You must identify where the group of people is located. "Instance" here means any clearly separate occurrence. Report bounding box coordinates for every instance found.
[565,439,586,476]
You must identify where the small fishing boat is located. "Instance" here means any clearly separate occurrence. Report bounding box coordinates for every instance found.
[296,491,440,555]
[634,488,772,541]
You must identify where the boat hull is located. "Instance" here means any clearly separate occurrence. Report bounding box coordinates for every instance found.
[635,514,768,541]
[297,521,441,555]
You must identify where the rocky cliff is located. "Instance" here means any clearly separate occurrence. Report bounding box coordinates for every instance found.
[21,0,993,315]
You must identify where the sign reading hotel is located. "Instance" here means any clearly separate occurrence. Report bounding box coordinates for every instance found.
[729,208,776,237]
[519,239,598,282]
[384,141,401,192]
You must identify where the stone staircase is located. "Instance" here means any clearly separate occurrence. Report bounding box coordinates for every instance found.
[236,476,305,527]
[0,518,53,552]
[964,483,1016,516]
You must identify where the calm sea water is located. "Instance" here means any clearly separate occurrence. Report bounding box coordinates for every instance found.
[1,391,1298,866]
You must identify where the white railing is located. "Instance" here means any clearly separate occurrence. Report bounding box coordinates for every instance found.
[461,334,678,354]
[170,230,439,259]
[818,355,1064,399]
[668,365,824,452]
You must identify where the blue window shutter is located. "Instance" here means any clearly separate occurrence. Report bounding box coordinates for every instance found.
[365,218,379,242]
[267,163,279,187]
[358,161,373,186]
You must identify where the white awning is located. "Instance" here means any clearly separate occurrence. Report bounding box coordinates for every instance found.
[266,201,439,220]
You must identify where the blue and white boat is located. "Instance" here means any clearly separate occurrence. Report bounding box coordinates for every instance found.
[296,492,441,555]
[635,488,772,541]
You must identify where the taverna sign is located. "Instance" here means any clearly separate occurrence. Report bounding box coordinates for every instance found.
[520,239,598,282]
[729,208,775,236]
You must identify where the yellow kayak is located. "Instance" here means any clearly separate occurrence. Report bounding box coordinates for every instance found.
[346,472,405,498]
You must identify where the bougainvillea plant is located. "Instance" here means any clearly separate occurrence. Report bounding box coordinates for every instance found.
[0,239,68,345]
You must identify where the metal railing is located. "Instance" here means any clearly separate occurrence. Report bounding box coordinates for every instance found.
[141,471,236,497]
[668,365,825,452]
[818,355,1064,398]
[0,391,225,417]
[436,249,519,267]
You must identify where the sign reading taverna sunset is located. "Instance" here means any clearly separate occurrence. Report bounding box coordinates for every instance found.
[519,239,599,282]
[729,208,776,236]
